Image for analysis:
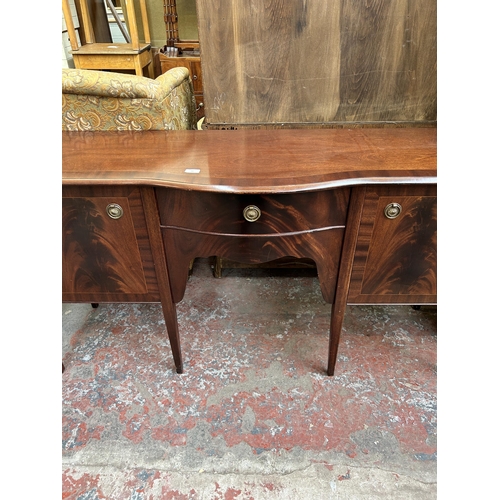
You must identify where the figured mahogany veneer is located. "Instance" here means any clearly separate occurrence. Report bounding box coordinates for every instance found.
[62,186,159,303]
[348,185,437,303]
[156,188,350,304]
[62,128,436,376]
[156,189,350,235]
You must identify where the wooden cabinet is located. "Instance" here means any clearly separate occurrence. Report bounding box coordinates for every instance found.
[348,185,437,304]
[159,54,204,120]
[62,129,436,376]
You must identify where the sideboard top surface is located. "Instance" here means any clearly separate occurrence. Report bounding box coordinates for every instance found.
[62,128,436,193]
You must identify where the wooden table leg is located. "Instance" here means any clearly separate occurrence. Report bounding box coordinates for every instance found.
[141,187,183,373]
[160,296,183,374]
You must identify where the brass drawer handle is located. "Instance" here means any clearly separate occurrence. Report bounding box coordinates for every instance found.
[243,205,261,222]
[106,203,124,219]
[384,203,402,219]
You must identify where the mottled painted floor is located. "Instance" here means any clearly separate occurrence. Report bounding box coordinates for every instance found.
[62,259,437,499]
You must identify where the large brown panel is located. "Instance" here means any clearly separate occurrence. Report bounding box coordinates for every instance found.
[197,0,341,125]
[335,0,436,122]
[62,186,160,303]
[348,184,436,304]
[196,0,436,127]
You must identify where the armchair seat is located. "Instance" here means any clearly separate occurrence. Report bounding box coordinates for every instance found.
[62,67,197,131]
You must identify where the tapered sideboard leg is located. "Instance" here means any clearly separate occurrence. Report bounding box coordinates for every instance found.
[141,187,184,374]
[327,186,365,376]
[162,302,183,374]
[328,303,346,376]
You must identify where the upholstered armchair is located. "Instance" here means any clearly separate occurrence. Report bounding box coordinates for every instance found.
[62,67,197,131]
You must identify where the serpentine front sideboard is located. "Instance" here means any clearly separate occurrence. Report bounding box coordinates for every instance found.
[62,128,437,376]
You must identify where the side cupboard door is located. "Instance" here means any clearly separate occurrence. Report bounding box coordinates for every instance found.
[347,184,437,305]
[62,185,160,303]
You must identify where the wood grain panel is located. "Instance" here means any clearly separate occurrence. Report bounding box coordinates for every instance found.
[197,0,341,124]
[348,184,436,303]
[196,0,436,127]
[156,188,350,234]
[335,0,436,122]
[62,185,160,303]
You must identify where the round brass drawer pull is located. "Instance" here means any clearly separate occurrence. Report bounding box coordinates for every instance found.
[384,203,402,219]
[243,205,261,222]
[106,203,124,219]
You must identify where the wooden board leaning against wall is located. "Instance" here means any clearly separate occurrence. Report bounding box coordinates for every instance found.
[195,0,437,129]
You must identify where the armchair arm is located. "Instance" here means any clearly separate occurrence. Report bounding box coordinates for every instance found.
[62,67,191,100]
[152,67,192,100]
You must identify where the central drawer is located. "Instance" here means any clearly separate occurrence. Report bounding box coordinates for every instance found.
[156,188,350,235]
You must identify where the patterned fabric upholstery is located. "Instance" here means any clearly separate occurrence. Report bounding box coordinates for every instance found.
[62,67,197,131]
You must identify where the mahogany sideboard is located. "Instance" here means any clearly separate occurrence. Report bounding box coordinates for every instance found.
[62,128,437,376]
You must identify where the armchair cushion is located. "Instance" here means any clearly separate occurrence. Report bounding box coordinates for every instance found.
[62,68,197,131]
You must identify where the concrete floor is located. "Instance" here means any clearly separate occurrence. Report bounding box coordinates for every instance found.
[62,258,437,499]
